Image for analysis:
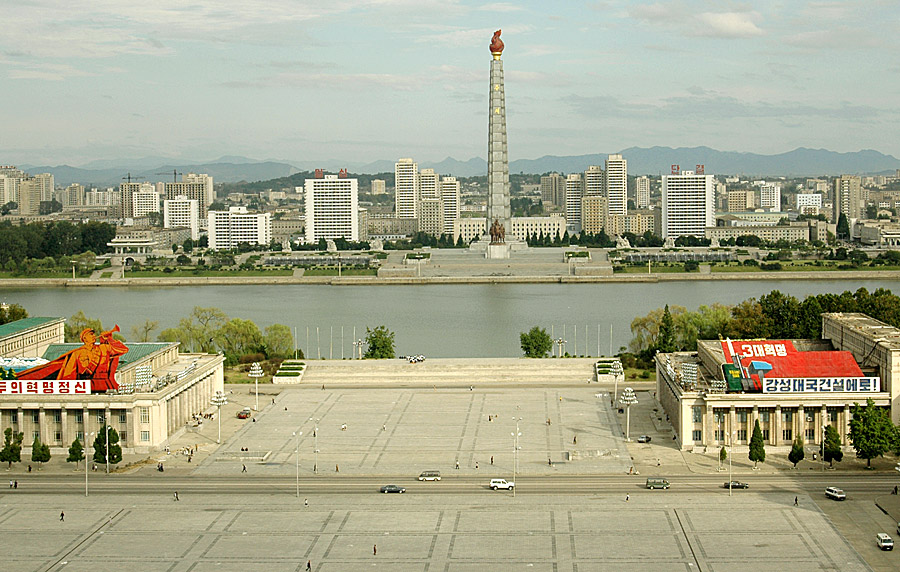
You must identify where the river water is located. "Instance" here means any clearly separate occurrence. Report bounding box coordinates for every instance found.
[1,280,896,358]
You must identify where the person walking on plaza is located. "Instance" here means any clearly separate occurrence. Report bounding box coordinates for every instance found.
[60,511,64,522]
[455,460,459,470]
[475,461,478,470]
[13,480,17,489]
[174,491,179,501]
[306,561,311,571]
[373,544,377,556]
[573,435,577,445]
[304,498,309,507]
[794,496,798,506]
[242,464,247,473]
[625,494,630,502]
[490,456,493,465]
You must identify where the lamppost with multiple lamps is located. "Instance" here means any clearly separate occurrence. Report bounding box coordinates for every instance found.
[619,388,638,441]
[311,417,319,474]
[85,432,94,497]
[511,417,522,498]
[728,430,736,496]
[211,390,228,444]
[353,339,364,359]
[554,338,566,358]
[610,360,623,407]
[105,424,111,474]
[249,362,263,412]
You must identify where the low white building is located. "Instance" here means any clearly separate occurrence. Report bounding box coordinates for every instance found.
[208,207,271,250]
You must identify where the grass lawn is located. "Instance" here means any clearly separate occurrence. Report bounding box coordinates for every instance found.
[0,271,74,278]
[303,268,377,276]
[128,268,294,277]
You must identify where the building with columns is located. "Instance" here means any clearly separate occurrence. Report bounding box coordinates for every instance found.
[0,317,224,454]
[656,312,900,452]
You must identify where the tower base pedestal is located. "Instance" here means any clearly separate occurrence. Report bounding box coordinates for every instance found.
[485,243,510,259]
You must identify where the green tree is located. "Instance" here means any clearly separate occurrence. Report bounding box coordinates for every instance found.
[520,326,553,358]
[67,438,85,468]
[836,213,850,239]
[719,445,727,469]
[0,427,24,468]
[174,306,228,352]
[364,325,395,359]
[92,426,123,466]
[748,419,766,468]
[657,305,676,352]
[848,398,895,467]
[262,323,294,358]
[217,318,263,362]
[31,435,50,466]
[65,311,104,342]
[788,436,805,468]
[0,302,28,325]
[823,424,843,468]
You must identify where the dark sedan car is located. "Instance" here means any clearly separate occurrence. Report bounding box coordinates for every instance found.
[724,481,749,489]
[380,484,406,493]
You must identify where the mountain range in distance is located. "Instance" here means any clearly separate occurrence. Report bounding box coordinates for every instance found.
[18,146,900,187]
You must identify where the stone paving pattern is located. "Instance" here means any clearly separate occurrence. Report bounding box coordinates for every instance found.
[0,493,869,571]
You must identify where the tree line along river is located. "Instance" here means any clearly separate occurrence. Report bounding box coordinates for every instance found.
[2,279,896,358]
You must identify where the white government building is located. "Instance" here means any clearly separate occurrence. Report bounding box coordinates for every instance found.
[207,206,272,250]
[304,174,360,242]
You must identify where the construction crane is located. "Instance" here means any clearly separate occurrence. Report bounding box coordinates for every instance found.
[122,172,144,183]
[156,169,183,183]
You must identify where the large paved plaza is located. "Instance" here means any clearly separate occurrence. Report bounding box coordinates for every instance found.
[2,491,869,572]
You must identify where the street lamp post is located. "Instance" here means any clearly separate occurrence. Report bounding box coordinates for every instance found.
[610,360,623,407]
[105,424,111,474]
[353,339,363,359]
[822,424,826,472]
[619,388,639,441]
[511,417,522,498]
[311,417,319,474]
[249,362,263,412]
[292,431,302,498]
[211,390,228,444]
[85,432,94,497]
[729,430,735,497]
[554,338,567,358]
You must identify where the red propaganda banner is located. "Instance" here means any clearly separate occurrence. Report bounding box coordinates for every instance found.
[0,379,90,395]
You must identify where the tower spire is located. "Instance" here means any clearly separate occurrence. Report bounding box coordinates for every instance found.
[486,30,510,242]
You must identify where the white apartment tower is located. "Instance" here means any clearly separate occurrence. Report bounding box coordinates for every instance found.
[565,173,583,233]
[395,158,419,218]
[584,166,604,197]
[305,174,359,242]
[165,173,214,218]
[662,170,714,239]
[440,176,461,235]
[207,206,271,250]
[636,176,650,209]
[605,154,627,216]
[759,183,781,210]
[164,195,200,240]
[132,184,161,218]
[370,180,386,195]
[833,175,862,221]
[796,193,823,216]
[419,168,438,200]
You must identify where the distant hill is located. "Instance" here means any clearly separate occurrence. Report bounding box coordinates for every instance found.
[16,146,900,186]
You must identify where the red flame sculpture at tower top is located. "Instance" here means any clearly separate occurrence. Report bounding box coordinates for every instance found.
[490,30,504,54]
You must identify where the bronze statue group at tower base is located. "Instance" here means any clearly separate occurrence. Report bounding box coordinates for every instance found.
[489,218,506,245]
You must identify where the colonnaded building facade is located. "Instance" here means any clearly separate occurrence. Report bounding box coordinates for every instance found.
[0,317,224,454]
[657,313,900,452]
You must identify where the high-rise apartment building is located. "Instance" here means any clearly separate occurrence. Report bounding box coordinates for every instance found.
[759,183,781,210]
[417,198,444,237]
[419,168,438,200]
[727,190,756,212]
[207,206,271,250]
[605,154,627,217]
[581,195,607,235]
[163,195,200,240]
[439,176,460,235]
[119,182,143,218]
[584,166,604,197]
[63,184,85,207]
[833,175,862,221]
[0,175,19,205]
[540,173,565,207]
[304,174,359,242]
[32,173,54,202]
[165,173,214,218]
[636,176,650,209]
[565,173,583,233]
[16,178,43,216]
[796,193,822,216]
[370,180,386,195]
[132,184,160,218]
[394,158,419,218]
[662,170,714,239]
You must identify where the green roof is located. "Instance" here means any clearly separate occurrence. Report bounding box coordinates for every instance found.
[0,317,62,340]
[42,343,172,367]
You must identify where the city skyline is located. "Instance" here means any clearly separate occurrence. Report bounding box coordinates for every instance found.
[3,1,899,167]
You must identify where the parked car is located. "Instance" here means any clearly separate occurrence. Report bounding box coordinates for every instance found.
[489,478,514,490]
[636,435,652,443]
[418,471,441,481]
[646,478,670,489]
[724,481,749,489]
[825,487,846,500]
[379,484,406,493]
[876,533,894,551]
[236,407,252,419]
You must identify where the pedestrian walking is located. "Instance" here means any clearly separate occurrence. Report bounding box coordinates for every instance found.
[174,491,179,501]
[304,498,309,507]
[8,480,12,489]
[657,459,660,467]
[573,435,577,444]
[335,464,339,473]
[625,494,630,502]
[306,561,311,571]
[548,457,552,466]
[455,460,459,470]
[490,456,493,465]
[60,511,65,522]
[475,461,479,469]
[373,544,377,556]
[13,480,17,489]
[242,464,247,473]
[382,424,386,431]
[794,496,798,506]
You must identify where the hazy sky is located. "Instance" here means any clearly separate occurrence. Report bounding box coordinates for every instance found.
[3,1,898,167]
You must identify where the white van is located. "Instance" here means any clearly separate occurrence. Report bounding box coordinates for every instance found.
[876,533,893,551]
